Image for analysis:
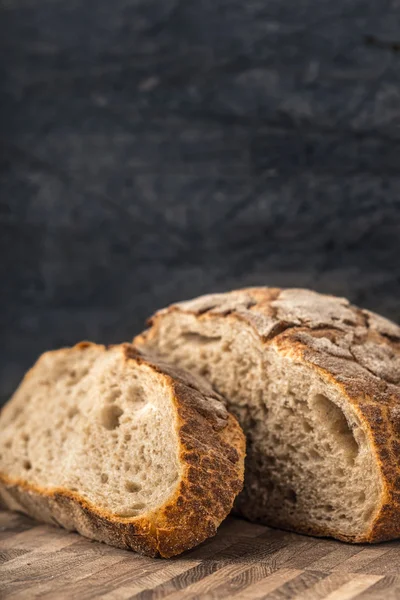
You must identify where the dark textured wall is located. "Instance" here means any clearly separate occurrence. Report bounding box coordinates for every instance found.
[1,0,400,404]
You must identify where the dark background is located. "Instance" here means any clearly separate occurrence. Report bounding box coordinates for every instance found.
[1,0,400,405]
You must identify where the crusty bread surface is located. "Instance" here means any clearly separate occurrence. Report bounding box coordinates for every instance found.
[0,342,245,557]
[135,287,400,543]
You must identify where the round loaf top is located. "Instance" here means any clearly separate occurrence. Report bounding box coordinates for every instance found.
[151,287,400,392]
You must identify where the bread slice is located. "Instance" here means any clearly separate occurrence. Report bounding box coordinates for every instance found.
[0,342,245,557]
[135,287,400,543]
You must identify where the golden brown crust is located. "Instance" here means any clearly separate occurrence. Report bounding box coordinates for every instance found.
[137,287,400,543]
[0,342,245,558]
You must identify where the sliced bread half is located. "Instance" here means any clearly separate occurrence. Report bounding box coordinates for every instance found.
[0,342,245,557]
[135,287,400,543]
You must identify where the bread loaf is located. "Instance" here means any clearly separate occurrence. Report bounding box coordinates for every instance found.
[0,342,245,557]
[136,287,400,543]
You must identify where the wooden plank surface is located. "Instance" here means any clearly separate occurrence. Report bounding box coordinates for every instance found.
[1,510,400,599]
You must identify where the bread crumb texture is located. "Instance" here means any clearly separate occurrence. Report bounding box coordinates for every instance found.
[0,343,245,557]
[136,287,400,543]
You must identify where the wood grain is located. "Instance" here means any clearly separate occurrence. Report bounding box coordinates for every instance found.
[1,510,400,599]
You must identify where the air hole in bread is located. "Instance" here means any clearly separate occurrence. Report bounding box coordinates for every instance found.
[181,332,222,345]
[21,432,30,442]
[65,370,79,386]
[67,406,79,419]
[100,405,123,430]
[311,394,358,461]
[116,502,146,518]
[131,502,146,510]
[199,365,210,377]
[100,473,108,484]
[124,433,131,442]
[309,449,323,461]
[23,460,32,470]
[363,506,375,523]
[11,407,22,422]
[127,384,146,403]
[125,481,142,493]
[5,440,12,449]
[286,489,297,504]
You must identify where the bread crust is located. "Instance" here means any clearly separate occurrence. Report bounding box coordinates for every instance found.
[136,287,400,543]
[0,343,245,558]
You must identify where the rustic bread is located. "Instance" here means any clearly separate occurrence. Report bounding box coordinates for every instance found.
[135,287,400,543]
[0,342,245,557]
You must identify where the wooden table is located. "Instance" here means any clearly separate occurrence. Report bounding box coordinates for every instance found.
[2,510,400,599]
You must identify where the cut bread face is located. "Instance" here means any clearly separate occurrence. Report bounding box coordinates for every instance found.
[0,343,245,557]
[1,344,181,516]
[136,288,400,543]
